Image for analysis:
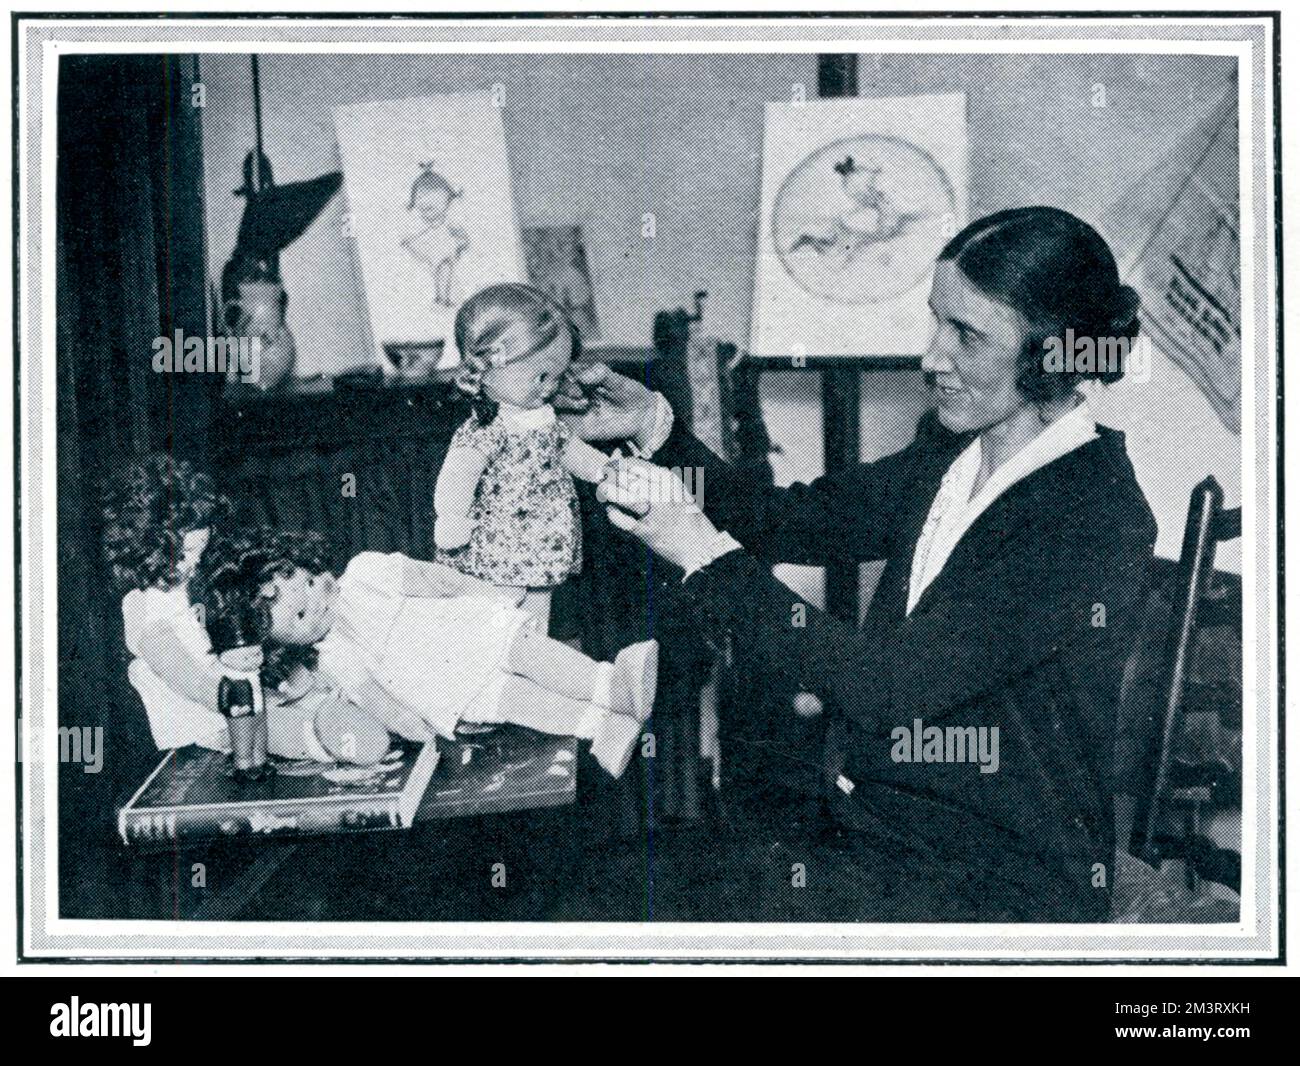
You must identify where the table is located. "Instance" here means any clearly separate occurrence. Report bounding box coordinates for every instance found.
[123,728,578,921]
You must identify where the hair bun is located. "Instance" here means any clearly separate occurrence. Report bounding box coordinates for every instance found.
[1107,284,1141,337]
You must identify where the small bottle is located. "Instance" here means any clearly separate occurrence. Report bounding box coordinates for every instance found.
[217,642,273,785]
[206,582,275,784]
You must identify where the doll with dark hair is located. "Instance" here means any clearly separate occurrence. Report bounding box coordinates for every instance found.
[195,529,661,779]
[103,456,385,763]
[103,454,238,752]
[195,534,392,765]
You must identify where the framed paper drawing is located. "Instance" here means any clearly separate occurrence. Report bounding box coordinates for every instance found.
[333,93,527,371]
[750,94,968,359]
[522,224,601,341]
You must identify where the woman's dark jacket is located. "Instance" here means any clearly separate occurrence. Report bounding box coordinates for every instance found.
[654,409,1158,919]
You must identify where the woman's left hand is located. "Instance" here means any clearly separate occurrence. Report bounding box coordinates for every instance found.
[596,459,721,570]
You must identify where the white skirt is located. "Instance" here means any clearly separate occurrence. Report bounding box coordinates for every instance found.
[361,596,535,739]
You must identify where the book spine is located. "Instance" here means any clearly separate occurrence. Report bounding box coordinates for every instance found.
[120,796,401,845]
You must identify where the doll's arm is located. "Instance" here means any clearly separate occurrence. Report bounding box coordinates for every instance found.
[562,436,614,484]
[396,555,525,606]
[136,622,222,711]
[434,445,490,549]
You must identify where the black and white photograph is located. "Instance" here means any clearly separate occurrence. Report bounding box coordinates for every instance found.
[7,6,1288,981]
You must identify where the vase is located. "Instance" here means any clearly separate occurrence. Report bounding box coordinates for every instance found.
[225,278,296,390]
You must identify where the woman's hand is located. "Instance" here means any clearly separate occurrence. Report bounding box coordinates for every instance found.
[554,363,660,445]
[597,459,722,571]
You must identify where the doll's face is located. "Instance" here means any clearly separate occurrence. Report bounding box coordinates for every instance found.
[411,186,452,227]
[262,567,338,646]
[178,527,211,579]
[480,329,574,410]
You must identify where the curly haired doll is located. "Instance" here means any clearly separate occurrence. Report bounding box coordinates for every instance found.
[103,456,380,763]
[103,454,235,752]
[195,535,660,779]
[192,529,395,765]
[434,283,613,626]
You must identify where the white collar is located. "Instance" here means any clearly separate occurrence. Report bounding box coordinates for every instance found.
[906,399,1098,615]
[967,397,1098,508]
[497,404,557,431]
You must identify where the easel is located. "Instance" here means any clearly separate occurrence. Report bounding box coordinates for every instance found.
[758,55,923,624]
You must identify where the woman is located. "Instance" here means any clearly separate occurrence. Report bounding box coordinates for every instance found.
[561,208,1158,922]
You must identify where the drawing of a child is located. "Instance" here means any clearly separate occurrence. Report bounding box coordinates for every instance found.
[401,163,470,308]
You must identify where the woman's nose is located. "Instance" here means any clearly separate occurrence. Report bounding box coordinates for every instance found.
[922,331,957,374]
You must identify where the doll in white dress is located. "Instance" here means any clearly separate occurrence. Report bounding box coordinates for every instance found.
[434,283,613,625]
[195,536,659,779]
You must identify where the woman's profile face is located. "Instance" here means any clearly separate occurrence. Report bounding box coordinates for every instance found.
[922,259,1032,434]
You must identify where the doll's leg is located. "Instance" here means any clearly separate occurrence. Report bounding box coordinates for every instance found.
[466,675,640,778]
[504,623,600,700]
[505,625,659,723]
[312,695,392,765]
[267,690,390,765]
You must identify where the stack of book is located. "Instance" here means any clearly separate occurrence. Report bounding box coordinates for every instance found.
[119,727,578,847]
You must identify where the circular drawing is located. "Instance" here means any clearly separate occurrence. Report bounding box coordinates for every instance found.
[772,134,956,305]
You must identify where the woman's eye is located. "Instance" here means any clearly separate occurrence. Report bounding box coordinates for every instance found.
[297,611,306,621]
[538,373,548,383]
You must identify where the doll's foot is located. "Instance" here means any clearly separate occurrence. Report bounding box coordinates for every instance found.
[611,640,659,722]
[589,711,642,779]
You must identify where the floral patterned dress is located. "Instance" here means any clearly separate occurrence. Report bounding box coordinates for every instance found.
[435,406,582,588]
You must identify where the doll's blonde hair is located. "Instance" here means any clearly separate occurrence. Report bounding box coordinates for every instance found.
[453,282,582,402]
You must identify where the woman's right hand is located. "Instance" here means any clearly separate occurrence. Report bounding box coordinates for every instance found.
[554,363,660,446]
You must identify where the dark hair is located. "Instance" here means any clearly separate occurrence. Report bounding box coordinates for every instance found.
[191,526,331,689]
[938,207,1140,403]
[101,454,231,593]
[452,282,584,424]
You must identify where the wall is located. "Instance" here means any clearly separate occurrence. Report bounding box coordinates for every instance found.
[201,52,816,374]
[842,52,1242,572]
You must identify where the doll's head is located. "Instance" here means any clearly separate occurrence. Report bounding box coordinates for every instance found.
[408,164,460,226]
[453,282,583,419]
[192,526,332,689]
[102,454,231,593]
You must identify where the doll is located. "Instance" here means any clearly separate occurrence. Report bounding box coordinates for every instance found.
[194,531,394,766]
[103,454,236,753]
[195,540,659,779]
[102,456,387,764]
[401,164,470,308]
[434,283,613,624]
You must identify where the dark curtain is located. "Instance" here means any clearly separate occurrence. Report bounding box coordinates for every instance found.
[56,54,215,916]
